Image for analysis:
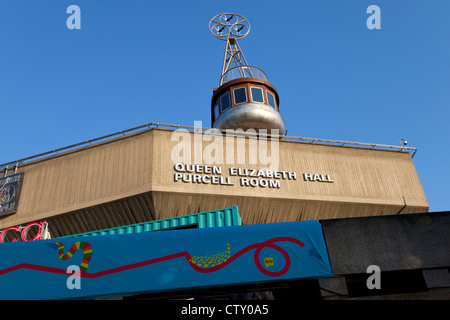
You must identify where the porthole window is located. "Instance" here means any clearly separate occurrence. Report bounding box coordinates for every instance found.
[251,87,264,103]
[214,102,219,119]
[220,92,231,112]
[233,87,247,105]
[266,91,276,109]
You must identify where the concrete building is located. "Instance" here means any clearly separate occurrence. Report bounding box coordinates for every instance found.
[0,12,447,301]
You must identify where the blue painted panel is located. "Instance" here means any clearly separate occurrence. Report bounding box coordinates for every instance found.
[0,220,332,299]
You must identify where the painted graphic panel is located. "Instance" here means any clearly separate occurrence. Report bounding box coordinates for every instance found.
[0,220,332,299]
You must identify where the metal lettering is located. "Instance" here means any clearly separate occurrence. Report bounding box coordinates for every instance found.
[0,221,50,243]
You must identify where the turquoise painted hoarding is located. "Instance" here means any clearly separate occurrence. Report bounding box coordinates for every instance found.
[60,206,242,238]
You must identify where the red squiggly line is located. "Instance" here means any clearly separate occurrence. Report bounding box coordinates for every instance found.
[0,237,304,278]
[189,237,304,277]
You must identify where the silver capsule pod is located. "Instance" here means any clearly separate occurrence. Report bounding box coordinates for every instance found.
[211,77,286,135]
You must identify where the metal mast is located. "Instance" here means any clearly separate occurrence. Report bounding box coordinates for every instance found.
[209,13,252,85]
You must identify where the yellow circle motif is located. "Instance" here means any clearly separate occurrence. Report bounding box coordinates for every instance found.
[190,243,231,268]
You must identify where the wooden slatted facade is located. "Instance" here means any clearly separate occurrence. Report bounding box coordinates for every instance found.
[0,128,428,238]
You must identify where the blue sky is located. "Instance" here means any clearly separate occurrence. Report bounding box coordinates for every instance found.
[0,0,449,212]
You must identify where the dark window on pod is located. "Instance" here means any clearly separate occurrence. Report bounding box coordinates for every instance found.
[233,87,247,104]
[251,87,264,103]
[220,92,231,112]
[266,91,276,109]
[214,102,219,119]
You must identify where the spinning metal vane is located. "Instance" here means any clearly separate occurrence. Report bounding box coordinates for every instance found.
[209,13,253,85]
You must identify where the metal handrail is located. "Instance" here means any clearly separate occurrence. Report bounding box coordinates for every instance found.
[0,122,418,170]
[220,65,268,84]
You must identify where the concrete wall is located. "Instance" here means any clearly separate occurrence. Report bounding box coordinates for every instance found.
[319,211,450,299]
[0,128,429,237]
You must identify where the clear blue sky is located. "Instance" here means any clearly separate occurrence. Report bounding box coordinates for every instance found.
[0,0,449,212]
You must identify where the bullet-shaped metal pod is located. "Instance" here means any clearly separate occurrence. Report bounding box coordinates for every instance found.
[211,77,286,134]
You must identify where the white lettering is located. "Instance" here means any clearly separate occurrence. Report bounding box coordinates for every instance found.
[249,178,259,187]
[171,130,191,164]
[173,164,300,189]
[239,178,280,189]
[66,265,81,289]
[173,164,221,175]
[258,129,280,170]
[194,121,203,164]
[270,180,281,188]
[181,304,215,317]
[366,5,381,30]
[366,265,381,289]
[173,173,182,182]
[203,128,223,165]
[201,175,210,184]
[211,175,220,184]
[171,121,280,169]
[303,172,334,183]
[66,5,81,30]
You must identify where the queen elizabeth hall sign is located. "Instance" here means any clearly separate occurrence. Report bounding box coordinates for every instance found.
[0,220,332,299]
[173,163,334,189]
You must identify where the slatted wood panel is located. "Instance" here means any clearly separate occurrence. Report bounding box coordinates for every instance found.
[0,130,154,229]
[46,193,156,238]
[150,192,425,225]
[0,128,428,236]
[152,129,428,207]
